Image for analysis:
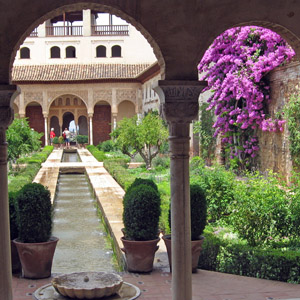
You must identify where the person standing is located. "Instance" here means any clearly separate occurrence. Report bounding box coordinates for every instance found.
[50,128,55,145]
[63,128,71,149]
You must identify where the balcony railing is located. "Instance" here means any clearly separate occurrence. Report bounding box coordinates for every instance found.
[91,25,129,36]
[29,28,38,37]
[46,26,83,36]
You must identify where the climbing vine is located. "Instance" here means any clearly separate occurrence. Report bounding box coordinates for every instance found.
[284,93,300,167]
[198,26,295,169]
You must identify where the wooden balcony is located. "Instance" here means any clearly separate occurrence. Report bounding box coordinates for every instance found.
[91,25,129,36]
[46,26,83,36]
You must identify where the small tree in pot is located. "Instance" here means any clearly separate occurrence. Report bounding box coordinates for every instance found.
[13,183,58,278]
[163,183,207,272]
[121,181,161,272]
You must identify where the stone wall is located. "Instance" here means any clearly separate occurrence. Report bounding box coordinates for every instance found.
[258,61,300,182]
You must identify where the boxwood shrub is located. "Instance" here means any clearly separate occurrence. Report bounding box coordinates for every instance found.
[86,145,107,162]
[198,232,300,283]
[15,183,52,243]
[123,184,161,241]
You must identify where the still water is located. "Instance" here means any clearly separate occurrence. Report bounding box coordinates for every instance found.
[51,173,115,273]
[61,151,81,162]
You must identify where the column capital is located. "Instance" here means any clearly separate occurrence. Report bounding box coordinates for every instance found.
[153,80,207,123]
[88,113,94,118]
[43,113,49,118]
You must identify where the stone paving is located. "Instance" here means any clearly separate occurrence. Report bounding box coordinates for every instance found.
[12,148,300,300]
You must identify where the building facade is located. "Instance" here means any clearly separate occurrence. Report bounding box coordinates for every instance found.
[12,9,161,145]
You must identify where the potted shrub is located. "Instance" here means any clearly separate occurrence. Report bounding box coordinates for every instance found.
[76,135,88,148]
[52,136,59,148]
[9,192,21,273]
[163,183,207,273]
[58,136,65,148]
[13,183,59,279]
[121,182,161,272]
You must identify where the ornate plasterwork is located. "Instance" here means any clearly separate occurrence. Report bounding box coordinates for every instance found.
[47,90,88,109]
[24,92,43,106]
[78,109,88,117]
[116,89,137,105]
[93,90,112,106]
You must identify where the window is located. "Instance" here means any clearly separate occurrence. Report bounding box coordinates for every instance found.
[20,47,30,59]
[50,46,60,58]
[111,45,121,57]
[66,46,76,58]
[96,45,106,57]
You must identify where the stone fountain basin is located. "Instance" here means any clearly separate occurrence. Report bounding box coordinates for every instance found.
[52,272,123,299]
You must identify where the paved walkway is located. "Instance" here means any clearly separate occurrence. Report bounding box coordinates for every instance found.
[13,148,300,300]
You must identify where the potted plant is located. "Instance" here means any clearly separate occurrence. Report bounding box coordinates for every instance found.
[76,135,88,148]
[13,183,59,279]
[121,181,161,272]
[9,192,21,274]
[52,136,59,148]
[58,136,65,148]
[163,183,207,273]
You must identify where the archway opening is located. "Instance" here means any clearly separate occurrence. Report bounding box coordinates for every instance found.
[93,101,111,146]
[117,100,135,122]
[25,101,45,145]
[78,115,88,135]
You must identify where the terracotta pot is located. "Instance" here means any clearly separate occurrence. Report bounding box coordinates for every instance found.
[121,237,160,273]
[11,240,21,274]
[162,234,204,273]
[13,236,59,279]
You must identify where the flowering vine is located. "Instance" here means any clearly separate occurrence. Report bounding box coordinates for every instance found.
[198,26,295,167]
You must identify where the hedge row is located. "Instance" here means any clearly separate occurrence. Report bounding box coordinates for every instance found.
[9,146,53,194]
[103,158,134,191]
[16,146,54,164]
[199,232,300,283]
[86,145,107,162]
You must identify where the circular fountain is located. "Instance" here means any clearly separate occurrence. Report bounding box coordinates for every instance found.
[33,272,141,300]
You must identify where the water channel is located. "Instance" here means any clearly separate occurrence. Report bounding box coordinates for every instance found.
[51,151,115,273]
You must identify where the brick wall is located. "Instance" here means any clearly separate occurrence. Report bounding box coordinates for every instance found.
[25,105,45,146]
[92,105,111,145]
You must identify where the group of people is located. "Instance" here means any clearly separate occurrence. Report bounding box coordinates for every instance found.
[50,128,71,148]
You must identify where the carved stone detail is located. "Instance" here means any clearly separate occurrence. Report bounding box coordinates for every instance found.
[93,90,112,106]
[116,89,137,104]
[77,109,88,117]
[24,92,43,106]
[162,102,199,123]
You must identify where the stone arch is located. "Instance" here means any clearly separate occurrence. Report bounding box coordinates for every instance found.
[48,93,88,111]
[9,2,165,83]
[117,100,136,122]
[25,101,45,145]
[62,111,75,132]
[13,103,19,117]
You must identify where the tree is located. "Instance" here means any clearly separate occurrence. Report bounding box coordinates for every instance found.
[111,112,168,169]
[6,116,43,160]
[198,26,295,168]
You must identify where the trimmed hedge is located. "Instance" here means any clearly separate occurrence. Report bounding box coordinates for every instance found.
[86,145,107,162]
[9,146,53,194]
[103,158,134,191]
[199,232,300,283]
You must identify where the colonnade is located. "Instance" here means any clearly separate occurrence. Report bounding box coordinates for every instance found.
[0,81,205,300]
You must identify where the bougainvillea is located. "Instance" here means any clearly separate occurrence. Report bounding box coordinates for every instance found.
[198,26,295,168]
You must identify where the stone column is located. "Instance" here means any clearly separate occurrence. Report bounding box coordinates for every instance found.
[154,80,206,300]
[112,113,117,130]
[0,85,19,300]
[44,114,48,145]
[89,114,93,145]
[83,9,92,36]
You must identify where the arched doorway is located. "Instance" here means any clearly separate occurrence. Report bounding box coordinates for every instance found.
[93,101,111,146]
[50,116,60,137]
[25,101,45,145]
[78,115,88,135]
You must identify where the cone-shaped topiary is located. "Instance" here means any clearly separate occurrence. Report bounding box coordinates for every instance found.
[16,183,52,243]
[168,183,207,240]
[123,184,161,241]
[190,184,207,240]
[9,192,19,240]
